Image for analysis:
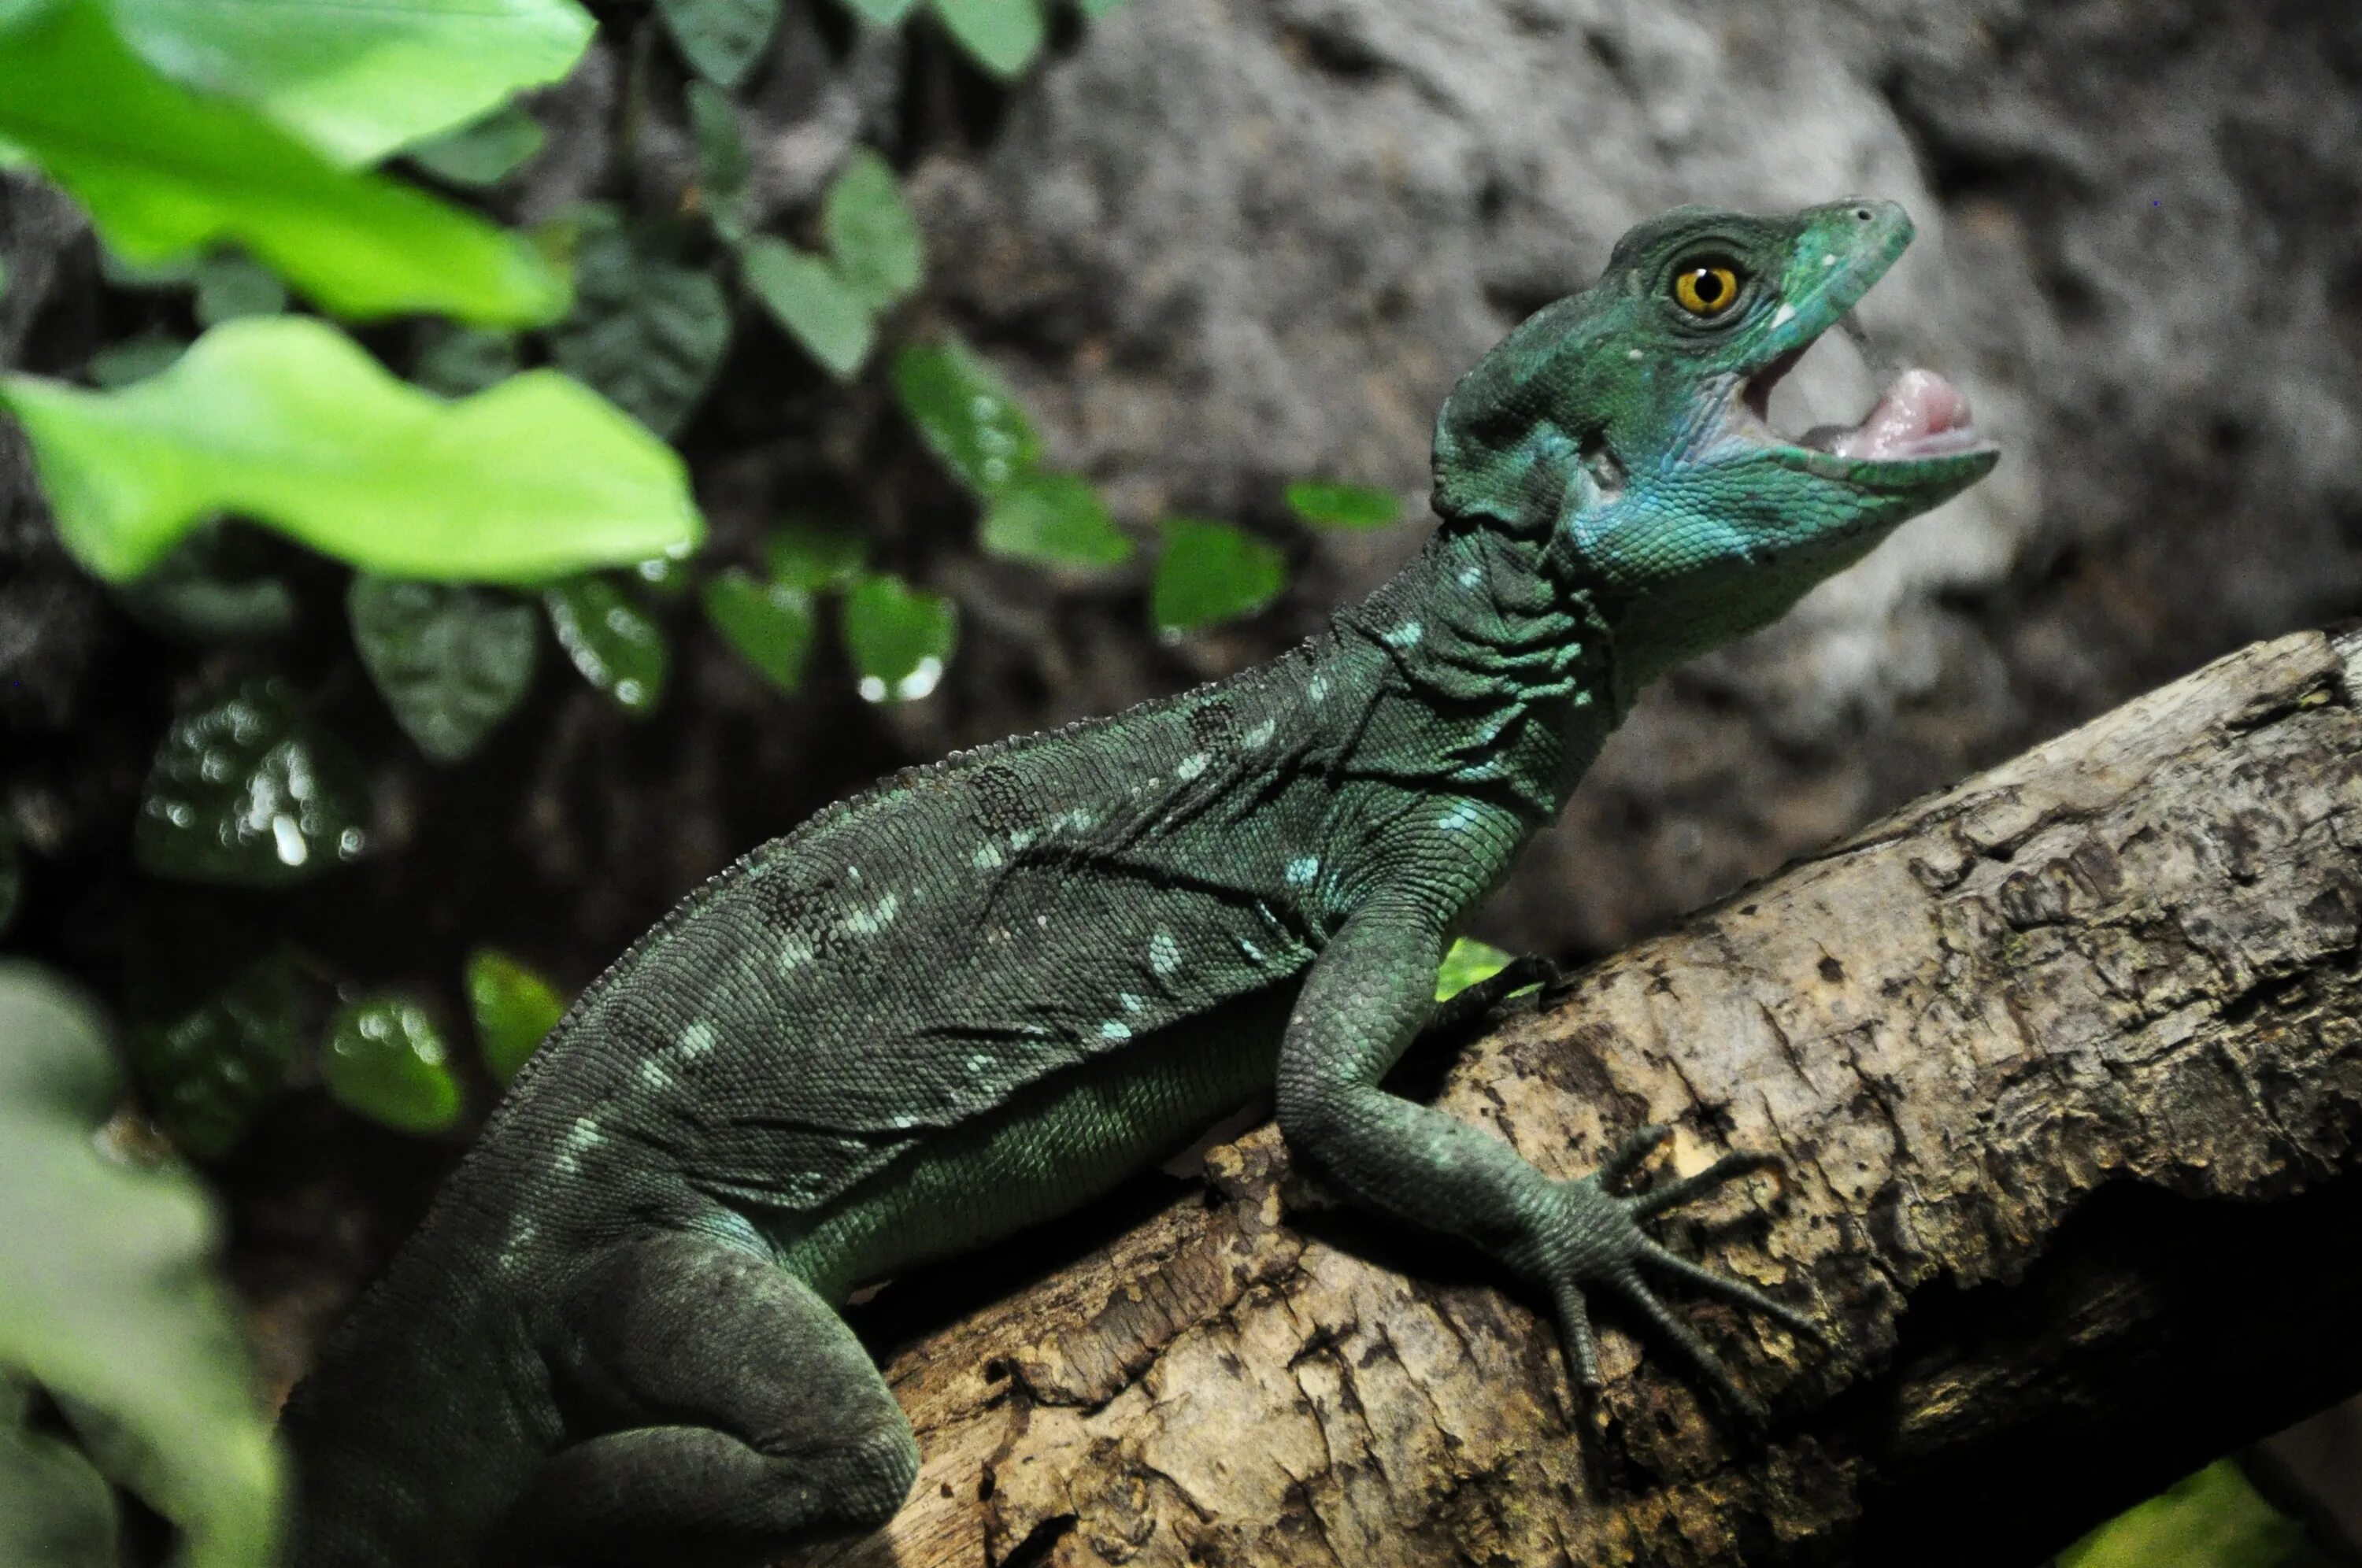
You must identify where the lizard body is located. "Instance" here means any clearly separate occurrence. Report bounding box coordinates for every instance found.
[282,200,1997,1566]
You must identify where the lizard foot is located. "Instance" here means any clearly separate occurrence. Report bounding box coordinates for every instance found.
[1535,1122,1821,1420]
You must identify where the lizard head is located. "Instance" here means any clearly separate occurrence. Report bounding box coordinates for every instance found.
[1431,198,1999,681]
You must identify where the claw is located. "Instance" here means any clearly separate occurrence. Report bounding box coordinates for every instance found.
[1638,1239,1825,1343]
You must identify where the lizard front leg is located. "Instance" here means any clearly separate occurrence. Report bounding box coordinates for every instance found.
[1272,897,1819,1417]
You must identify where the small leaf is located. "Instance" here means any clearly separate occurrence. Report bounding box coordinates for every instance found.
[740,238,873,381]
[685,81,750,245]
[1434,937,1514,1003]
[842,573,954,703]
[131,951,305,1158]
[407,103,546,189]
[1150,517,1287,634]
[0,820,20,941]
[320,995,461,1134]
[464,948,565,1085]
[702,568,815,693]
[348,577,540,764]
[548,206,733,438]
[85,332,185,387]
[411,326,520,398]
[822,149,921,312]
[190,253,285,327]
[0,1,569,325]
[838,0,920,21]
[980,471,1131,566]
[544,575,668,716]
[890,337,1039,496]
[765,516,866,591]
[656,0,783,87]
[109,527,294,644]
[1283,479,1401,530]
[5,316,704,583]
[135,677,368,887]
[929,0,1043,79]
[2057,1460,2303,1568]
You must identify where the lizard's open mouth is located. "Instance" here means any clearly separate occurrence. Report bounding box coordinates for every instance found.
[1738,324,1993,464]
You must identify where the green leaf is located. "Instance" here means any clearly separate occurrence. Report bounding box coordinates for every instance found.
[544,575,668,715]
[190,251,285,326]
[740,238,873,381]
[702,568,815,693]
[842,573,954,703]
[656,0,782,87]
[1078,0,1128,16]
[85,331,186,386]
[685,81,750,245]
[765,516,866,591]
[839,0,919,21]
[1434,937,1514,1003]
[106,0,592,168]
[0,2,569,324]
[464,948,565,1085]
[822,149,921,312]
[891,337,1040,496]
[4,316,704,582]
[1283,479,1401,530]
[929,0,1043,79]
[0,962,283,1568]
[631,552,694,598]
[96,240,194,289]
[109,526,295,644]
[131,951,305,1158]
[1,1378,120,1568]
[320,995,462,1134]
[1150,517,1287,634]
[2057,1460,2304,1568]
[547,206,733,438]
[348,576,540,763]
[0,819,20,941]
[134,676,369,887]
[411,324,520,397]
[407,102,546,190]
[980,471,1131,566]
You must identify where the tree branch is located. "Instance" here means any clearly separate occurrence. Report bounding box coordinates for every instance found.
[790,629,2362,1568]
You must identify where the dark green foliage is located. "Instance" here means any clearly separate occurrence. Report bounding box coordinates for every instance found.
[0,822,18,941]
[134,678,369,887]
[891,338,1041,496]
[741,239,874,381]
[84,331,186,387]
[821,150,923,313]
[929,0,1045,80]
[766,517,868,591]
[543,575,669,716]
[657,0,783,88]
[547,206,733,438]
[703,568,816,693]
[980,472,1132,566]
[686,82,752,246]
[408,104,546,190]
[842,573,955,702]
[348,577,541,764]
[411,326,521,398]
[1283,479,1401,530]
[190,254,287,327]
[1150,517,1285,633]
[110,529,296,645]
[131,952,305,1159]
[320,997,462,1135]
[465,949,568,1087]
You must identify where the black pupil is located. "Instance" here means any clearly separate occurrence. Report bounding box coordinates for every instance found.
[1690,268,1727,305]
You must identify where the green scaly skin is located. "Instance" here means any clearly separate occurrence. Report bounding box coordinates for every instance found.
[280,200,1997,1566]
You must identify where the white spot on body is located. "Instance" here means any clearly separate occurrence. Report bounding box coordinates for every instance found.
[972,841,1005,871]
[840,892,901,936]
[1770,302,1796,327]
[1176,752,1209,781]
[639,1059,676,1091]
[1384,621,1423,649]
[1244,718,1276,749]
[1286,856,1320,888]
[1438,800,1485,834]
[1308,675,1329,704]
[1625,347,1644,361]
[680,1020,719,1059]
[1820,253,1838,268]
[1100,1020,1132,1041]
[1457,564,1483,589]
[1120,992,1143,1015]
[1239,937,1264,963]
[1150,930,1182,975]
[556,1119,602,1175]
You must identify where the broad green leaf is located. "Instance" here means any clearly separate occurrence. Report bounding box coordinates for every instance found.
[842,573,954,703]
[657,0,782,87]
[980,471,1131,566]
[1151,517,1287,634]
[741,238,873,381]
[548,207,732,438]
[929,0,1042,79]
[407,103,546,190]
[1283,479,1401,530]
[0,2,569,324]
[85,331,185,386]
[411,325,520,397]
[0,962,283,1568]
[107,0,592,167]
[348,576,539,763]
[190,251,285,326]
[766,516,866,590]
[1435,937,1513,1003]
[109,527,295,643]
[822,149,921,312]
[320,995,461,1134]
[1,1378,120,1568]
[0,820,19,940]
[703,568,815,693]
[686,81,750,245]
[891,337,1039,496]
[838,0,918,21]
[4,316,703,582]
[134,677,369,887]
[464,948,565,1085]
[2057,1460,2302,1568]
[544,575,668,715]
[131,950,305,1158]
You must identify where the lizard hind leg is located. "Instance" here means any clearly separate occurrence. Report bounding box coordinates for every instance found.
[498,1229,916,1567]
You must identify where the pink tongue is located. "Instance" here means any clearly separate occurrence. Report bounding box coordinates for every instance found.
[1828,368,1974,460]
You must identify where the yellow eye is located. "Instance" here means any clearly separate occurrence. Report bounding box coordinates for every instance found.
[1672,263,1742,318]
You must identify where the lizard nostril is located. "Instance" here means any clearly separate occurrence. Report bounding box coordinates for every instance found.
[1853,206,1875,222]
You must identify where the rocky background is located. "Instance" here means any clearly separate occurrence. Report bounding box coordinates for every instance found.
[4,0,2360,1549]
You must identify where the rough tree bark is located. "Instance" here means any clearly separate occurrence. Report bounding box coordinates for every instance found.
[787,628,2362,1568]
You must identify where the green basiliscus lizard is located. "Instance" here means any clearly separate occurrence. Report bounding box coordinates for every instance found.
[280,199,1997,1566]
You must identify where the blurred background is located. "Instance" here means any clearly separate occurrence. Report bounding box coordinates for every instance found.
[2,0,2358,1561]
